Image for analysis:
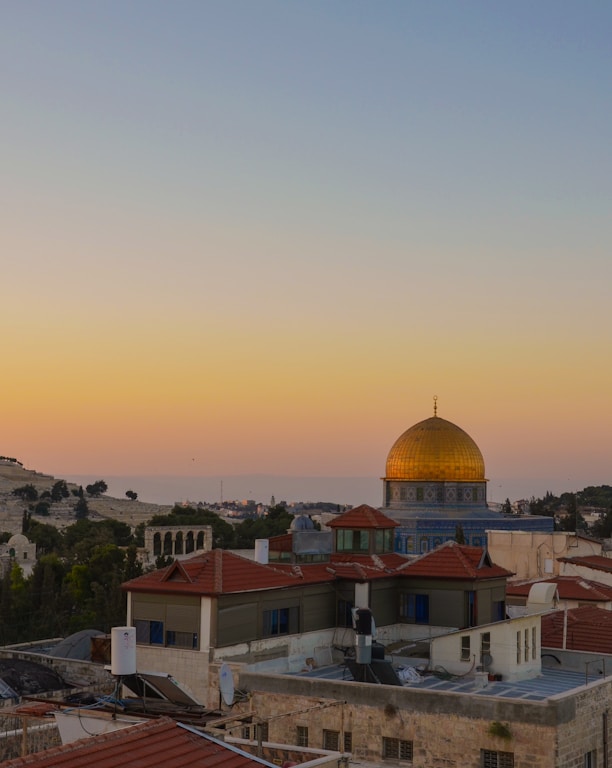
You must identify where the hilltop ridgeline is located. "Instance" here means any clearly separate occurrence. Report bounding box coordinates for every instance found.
[0,460,171,534]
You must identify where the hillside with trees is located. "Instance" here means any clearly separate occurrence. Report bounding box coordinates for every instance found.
[529,485,612,534]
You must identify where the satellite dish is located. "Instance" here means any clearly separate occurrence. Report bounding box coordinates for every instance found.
[482,653,493,669]
[219,663,235,706]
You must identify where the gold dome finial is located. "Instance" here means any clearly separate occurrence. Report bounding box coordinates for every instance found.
[433,395,438,417]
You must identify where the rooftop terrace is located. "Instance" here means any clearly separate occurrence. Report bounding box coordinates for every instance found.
[293,659,606,702]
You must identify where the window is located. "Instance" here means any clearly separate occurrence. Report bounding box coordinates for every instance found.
[516,631,521,664]
[382,737,413,761]
[416,487,424,501]
[466,591,477,626]
[584,749,596,768]
[297,726,309,748]
[337,599,354,628]
[524,628,529,662]
[493,600,505,621]
[480,632,491,664]
[323,729,340,751]
[263,606,299,637]
[166,630,198,649]
[532,626,537,660]
[481,749,514,768]
[256,722,269,742]
[375,529,394,553]
[336,529,369,552]
[343,732,353,752]
[461,635,471,661]
[135,619,164,645]
[400,594,429,624]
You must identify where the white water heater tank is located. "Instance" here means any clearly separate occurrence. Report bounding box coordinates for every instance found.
[111,626,137,676]
[254,539,269,564]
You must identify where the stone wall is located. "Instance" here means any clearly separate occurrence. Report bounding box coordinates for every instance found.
[235,670,612,767]
[134,645,211,706]
[0,649,114,691]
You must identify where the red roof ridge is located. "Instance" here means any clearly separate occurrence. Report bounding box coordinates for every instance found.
[210,548,220,593]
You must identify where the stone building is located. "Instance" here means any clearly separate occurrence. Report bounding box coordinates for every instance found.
[141,525,213,566]
[0,534,36,577]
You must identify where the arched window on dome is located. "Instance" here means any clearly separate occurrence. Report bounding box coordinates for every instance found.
[153,533,161,557]
[163,532,173,556]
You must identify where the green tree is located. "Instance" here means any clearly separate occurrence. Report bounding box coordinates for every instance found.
[27,520,63,555]
[592,506,612,539]
[85,480,108,497]
[13,484,38,502]
[34,500,51,516]
[30,555,69,637]
[558,493,586,533]
[75,497,90,519]
[51,480,70,502]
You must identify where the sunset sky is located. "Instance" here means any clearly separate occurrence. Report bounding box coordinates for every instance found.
[3,2,611,501]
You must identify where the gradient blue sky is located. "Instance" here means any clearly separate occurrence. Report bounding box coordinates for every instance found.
[2,1,611,500]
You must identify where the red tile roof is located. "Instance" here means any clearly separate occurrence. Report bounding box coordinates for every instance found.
[123,550,301,596]
[507,577,612,603]
[326,504,399,529]
[397,541,513,580]
[557,555,612,574]
[272,553,409,583]
[541,605,612,654]
[123,544,511,597]
[2,716,274,768]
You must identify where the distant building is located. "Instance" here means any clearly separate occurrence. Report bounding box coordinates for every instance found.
[380,403,554,553]
[0,534,36,577]
[487,529,607,580]
[142,525,213,566]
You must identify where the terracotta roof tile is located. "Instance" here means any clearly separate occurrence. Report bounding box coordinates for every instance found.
[2,717,275,768]
[507,577,612,602]
[123,551,299,596]
[123,543,510,598]
[326,504,399,529]
[557,555,612,573]
[397,541,512,580]
[541,605,612,654]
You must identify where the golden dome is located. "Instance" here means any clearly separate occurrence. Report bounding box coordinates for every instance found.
[385,416,485,482]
